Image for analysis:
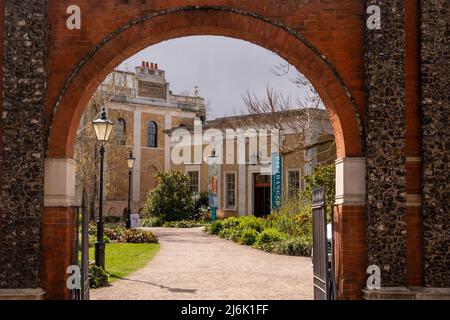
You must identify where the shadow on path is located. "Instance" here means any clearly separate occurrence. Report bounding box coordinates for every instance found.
[111,276,198,294]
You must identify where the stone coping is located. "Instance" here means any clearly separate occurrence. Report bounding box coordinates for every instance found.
[363,287,450,300]
[0,288,45,300]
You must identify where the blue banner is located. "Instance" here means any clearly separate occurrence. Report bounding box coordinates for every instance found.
[271,153,283,210]
[208,157,219,208]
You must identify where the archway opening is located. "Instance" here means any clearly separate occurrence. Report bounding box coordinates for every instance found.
[42,8,366,300]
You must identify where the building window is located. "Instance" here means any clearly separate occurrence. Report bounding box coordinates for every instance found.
[147,121,158,147]
[115,118,126,145]
[187,171,199,193]
[225,173,236,209]
[288,170,301,199]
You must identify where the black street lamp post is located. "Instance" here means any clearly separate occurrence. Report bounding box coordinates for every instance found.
[126,151,136,229]
[92,108,114,269]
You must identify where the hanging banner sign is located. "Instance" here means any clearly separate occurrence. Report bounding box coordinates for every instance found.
[271,153,283,210]
[208,157,219,208]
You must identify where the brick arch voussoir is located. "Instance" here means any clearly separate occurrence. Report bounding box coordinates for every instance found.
[47,6,363,159]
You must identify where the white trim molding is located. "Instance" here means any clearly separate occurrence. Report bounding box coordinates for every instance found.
[285,168,302,200]
[44,158,77,207]
[223,171,237,211]
[238,164,246,216]
[185,165,201,193]
[335,157,366,206]
[133,109,142,202]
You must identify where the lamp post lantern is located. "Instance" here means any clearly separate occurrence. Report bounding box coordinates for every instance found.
[126,151,136,229]
[92,107,114,269]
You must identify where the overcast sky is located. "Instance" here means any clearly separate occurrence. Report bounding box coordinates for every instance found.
[118,36,310,119]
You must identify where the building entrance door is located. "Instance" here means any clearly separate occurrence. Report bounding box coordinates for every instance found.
[253,173,271,217]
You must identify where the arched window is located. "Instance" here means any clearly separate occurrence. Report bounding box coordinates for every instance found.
[147,121,158,148]
[115,118,126,145]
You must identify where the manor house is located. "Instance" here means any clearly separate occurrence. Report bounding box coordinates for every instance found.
[76,63,334,218]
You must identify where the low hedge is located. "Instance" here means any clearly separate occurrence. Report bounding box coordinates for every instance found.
[88,226,159,244]
[121,229,159,244]
[204,214,312,257]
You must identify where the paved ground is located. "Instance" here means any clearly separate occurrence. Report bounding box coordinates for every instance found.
[91,227,313,300]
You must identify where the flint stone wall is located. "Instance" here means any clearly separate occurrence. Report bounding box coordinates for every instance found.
[364,0,408,287]
[0,0,48,288]
[420,0,450,288]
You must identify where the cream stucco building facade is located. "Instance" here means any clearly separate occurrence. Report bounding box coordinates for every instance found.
[76,63,335,218]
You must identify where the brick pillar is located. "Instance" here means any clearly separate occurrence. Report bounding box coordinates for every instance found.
[0,1,48,295]
[41,159,77,299]
[364,1,408,287]
[334,158,367,300]
[420,0,450,288]
[404,0,424,288]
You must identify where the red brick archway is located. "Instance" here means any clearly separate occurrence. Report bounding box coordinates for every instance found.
[42,5,367,300]
[46,7,363,159]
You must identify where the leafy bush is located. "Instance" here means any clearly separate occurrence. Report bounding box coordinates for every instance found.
[205,220,223,235]
[141,216,164,227]
[88,234,110,247]
[103,227,124,241]
[221,217,241,229]
[218,227,238,241]
[237,216,266,233]
[271,237,312,256]
[143,170,195,222]
[89,264,109,289]
[254,228,287,247]
[238,228,259,245]
[204,211,313,257]
[89,223,97,236]
[302,164,335,217]
[121,229,159,244]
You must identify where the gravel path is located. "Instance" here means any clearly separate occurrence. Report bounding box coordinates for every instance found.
[91,227,313,300]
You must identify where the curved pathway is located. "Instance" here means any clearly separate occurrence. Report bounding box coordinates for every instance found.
[91,227,313,300]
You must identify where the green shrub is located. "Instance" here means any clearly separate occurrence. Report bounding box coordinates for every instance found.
[103,227,124,241]
[218,227,236,240]
[89,264,109,289]
[302,164,335,219]
[237,216,266,232]
[141,216,164,227]
[203,213,312,257]
[221,217,241,229]
[238,228,259,245]
[88,234,110,247]
[254,228,287,247]
[205,220,223,235]
[143,170,196,222]
[89,223,97,236]
[271,237,312,256]
[122,229,159,244]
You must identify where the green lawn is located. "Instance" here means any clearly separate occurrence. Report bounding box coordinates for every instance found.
[89,243,160,283]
